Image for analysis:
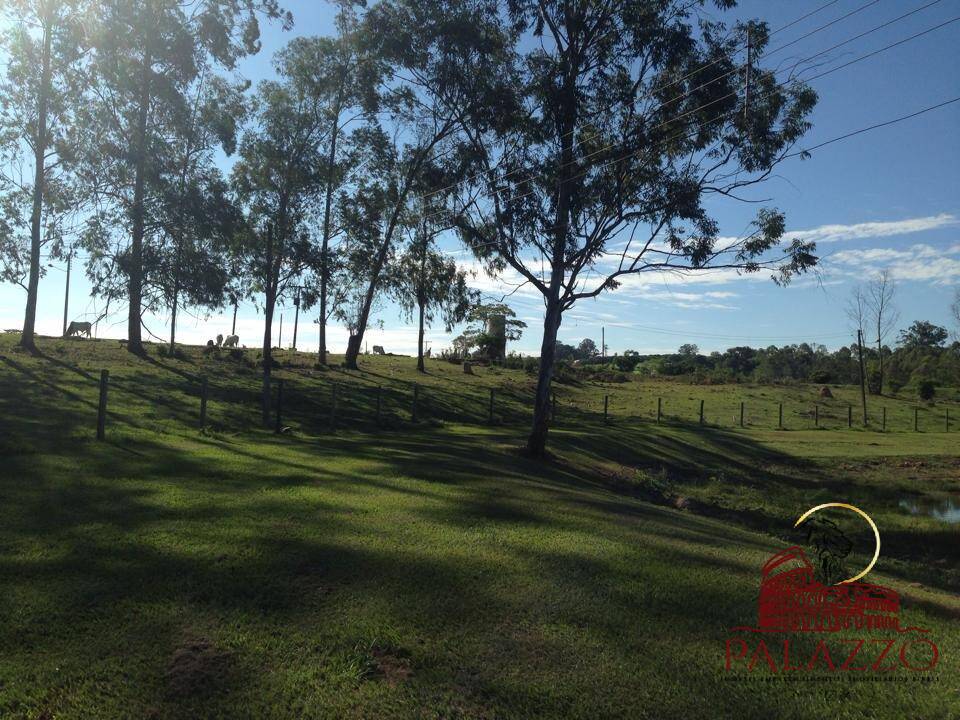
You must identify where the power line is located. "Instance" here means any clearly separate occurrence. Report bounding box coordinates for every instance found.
[415,6,958,222]
[464,15,960,234]
[418,0,886,203]
[786,96,960,158]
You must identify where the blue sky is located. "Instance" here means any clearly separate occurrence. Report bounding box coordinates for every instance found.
[2,0,958,356]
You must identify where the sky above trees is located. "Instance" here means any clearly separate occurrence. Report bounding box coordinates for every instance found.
[1,0,957,356]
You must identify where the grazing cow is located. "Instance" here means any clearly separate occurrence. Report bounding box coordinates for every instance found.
[372,345,386,355]
[424,347,431,358]
[216,333,224,347]
[65,321,92,338]
[224,334,239,348]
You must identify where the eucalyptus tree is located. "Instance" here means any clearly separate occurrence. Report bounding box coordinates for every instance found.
[0,0,86,351]
[417,0,819,455]
[79,0,291,355]
[391,207,476,372]
[304,0,380,364]
[159,73,248,353]
[337,0,509,370]
[231,41,332,425]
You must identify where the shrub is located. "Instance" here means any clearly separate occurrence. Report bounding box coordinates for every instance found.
[918,381,935,401]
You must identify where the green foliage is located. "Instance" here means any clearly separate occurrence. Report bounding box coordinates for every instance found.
[899,320,949,349]
[76,0,291,349]
[918,380,936,401]
[0,0,87,346]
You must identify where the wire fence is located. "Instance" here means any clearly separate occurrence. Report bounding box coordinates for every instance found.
[3,354,952,440]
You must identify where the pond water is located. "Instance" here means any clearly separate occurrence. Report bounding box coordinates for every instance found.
[899,496,960,524]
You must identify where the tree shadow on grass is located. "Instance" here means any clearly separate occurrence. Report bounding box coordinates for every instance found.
[1,408,957,717]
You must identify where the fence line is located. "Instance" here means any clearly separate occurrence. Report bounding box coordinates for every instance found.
[2,355,952,439]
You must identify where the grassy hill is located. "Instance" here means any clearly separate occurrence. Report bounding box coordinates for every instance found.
[1,334,958,719]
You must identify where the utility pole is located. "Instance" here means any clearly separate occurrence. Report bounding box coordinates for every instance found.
[62,248,72,336]
[278,312,283,350]
[292,286,301,351]
[856,329,868,427]
[231,297,238,336]
[601,326,605,362]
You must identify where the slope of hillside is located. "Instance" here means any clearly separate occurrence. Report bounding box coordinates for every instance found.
[0,336,957,719]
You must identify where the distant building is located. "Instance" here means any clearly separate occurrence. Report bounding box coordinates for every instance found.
[486,315,507,362]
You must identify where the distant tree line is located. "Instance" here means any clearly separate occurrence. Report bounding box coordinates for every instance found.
[585,319,959,394]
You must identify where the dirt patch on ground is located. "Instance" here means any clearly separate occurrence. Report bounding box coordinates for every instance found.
[165,636,233,698]
[369,646,413,686]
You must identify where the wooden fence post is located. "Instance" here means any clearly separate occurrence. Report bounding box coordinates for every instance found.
[657,397,662,425]
[814,404,819,428]
[914,407,919,432]
[199,376,208,430]
[699,399,704,425]
[739,401,744,428]
[604,394,609,424]
[947,408,950,433]
[881,407,886,432]
[412,383,419,422]
[847,405,852,429]
[96,369,109,440]
[274,378,284,433]
[778,402,783,429]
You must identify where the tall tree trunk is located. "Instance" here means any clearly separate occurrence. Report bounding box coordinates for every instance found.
[416,230,427,373]
[20,13,53,353]
[527,300,562,456]
[261,293,275,426]
[343,224,396,370]
[261,227,276,426]
[168,70,202,356]
[127,46,152,355]
[318,83,343,366]
[417,299,425,373]
[857,329,868,426]
[169,241,181,354]
[527,42,577,458]
[343,132,450,370]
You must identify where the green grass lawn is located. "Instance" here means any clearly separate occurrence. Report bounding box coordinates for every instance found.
[1,335,958,719]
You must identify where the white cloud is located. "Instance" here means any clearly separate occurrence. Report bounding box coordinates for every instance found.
[827,243,960,285]
[783,214,956,244]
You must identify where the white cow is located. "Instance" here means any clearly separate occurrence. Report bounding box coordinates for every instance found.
[372,345,386,355]
[224,334,239,348]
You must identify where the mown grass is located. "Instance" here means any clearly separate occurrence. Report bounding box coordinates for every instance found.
[0,334,958,719]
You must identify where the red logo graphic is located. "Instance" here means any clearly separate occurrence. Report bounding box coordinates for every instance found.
[724,505,940,675]
[732,546,928,635]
